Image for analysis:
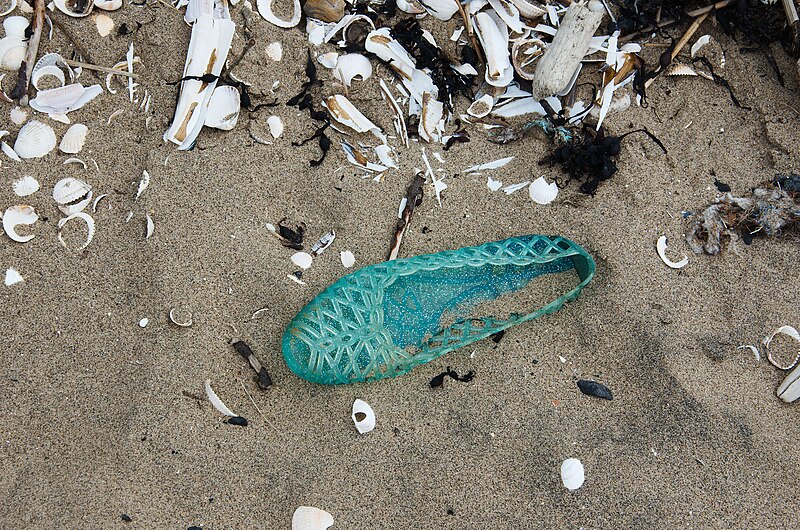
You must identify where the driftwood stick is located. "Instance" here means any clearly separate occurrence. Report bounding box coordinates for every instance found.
[619,0,735,43]
[64,59,139,78]
[644,12,709,89]
[11,0,45,104]
[530,0,604,98]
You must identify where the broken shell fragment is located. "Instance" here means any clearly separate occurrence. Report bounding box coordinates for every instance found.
[656,235,688,269]
[145,213,154,239]
[10,106,27,125]
[136,170,150,200]
[59,123,89,154]
[30,83,103,116]
[204,85,241,131]
[340,250,355,268]
[169,308,194,327]
[93,0,122,10]
[323,94,384,141]
[560,458,585,491]
[764,325,800,371]
[54,0,94,17]
[291,251,313,270]
[93,13,114,36]
[292,507,334,530]
[58,212,95,251]
[12,175,40,197]
[257,0,301,28]
[4,268,23,286]
[418,0,459,20]
[419,92,444,143]
[467,94,494,118]
[333,54,372,87]
[512,38,546,80]
[528,176,558,205]
[267,115,284,138]
[475,12,513,87]
[777,363,800,403]
[3,205,38,243]
[204,379,237,417]
[302,0,344,23]
[351,398,375,434]
[265,42,283,61]
[53,177,93,216]
[13,120,57,159]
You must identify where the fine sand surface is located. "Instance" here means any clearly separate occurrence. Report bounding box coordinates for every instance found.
[1,4,800,529]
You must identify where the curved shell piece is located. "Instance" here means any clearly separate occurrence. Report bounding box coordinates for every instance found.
[3,205,38,242]
[561,458,585,491]
[12,175,40,197]
[340,250,355,268]
[93,0,122,10]
[13,120,57,159]
[60,123,89,154]
[0,36,27,71]
[292,507,334,530]
[528,176,558,205]
[10,106,28,125]
[475,12,513,87]
[656,235,688,269]
[53,177,92,215]
[0,0,17,17]
[267,115,284,138]
[351,398,375,434]
[302,0,345,23]
[488,0,525,33]
[204,85,240,131]
[57,212,95,251]
[30,83,103,115]
[510,0,546,19]
[3,16,30,37]
[93,13,114,36]
[512,38,546,80]
[333,53,373,87]
[257,0,301,28]
[418,0,459,20]
[53,0,94,17]
[764,325,800,371]
[467,94,494,118]
[396,0,425,14]
[290,251,313,270]
[32,65,66,90]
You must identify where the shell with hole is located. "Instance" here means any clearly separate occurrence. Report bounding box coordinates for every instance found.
[0,16,29,71]
[53,177,93,216]
[333,54,372,87]
[54,0,94,17]
[204,85,240,131]
[3,204,38,243]
[59,123,89,154]
[257,0,301,28]
[13,120,57,159]
[474,12,514,87]
[302,0,345,23]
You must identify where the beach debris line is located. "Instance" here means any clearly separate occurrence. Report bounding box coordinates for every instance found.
[351,398,375,434]
[429,367,475,388]
[763,325,800,371]
[292,506,334,530]
[656,236,689,270]
[561,458,585,491]
[232,340,273,390]
[204,379,248,426]
[577,379,613,400]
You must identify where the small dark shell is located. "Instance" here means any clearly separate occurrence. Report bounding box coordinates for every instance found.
[226,416,249,426]
[577,380,613,400]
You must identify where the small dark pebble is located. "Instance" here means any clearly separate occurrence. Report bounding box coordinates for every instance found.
[577,380,613,400]
[187,526,202,530]
[121,514,132,523]
[713,179,731,193]
[446,508,455,516]
[490,330,505,343]
[226,416,249,426]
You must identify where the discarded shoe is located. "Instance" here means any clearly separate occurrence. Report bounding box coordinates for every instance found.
[282,235,595,384]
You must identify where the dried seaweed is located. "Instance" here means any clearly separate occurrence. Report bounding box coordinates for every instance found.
[288,50,332,166]
[429,367,475,388]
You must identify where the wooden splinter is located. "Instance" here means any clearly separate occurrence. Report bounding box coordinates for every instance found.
[11,0,45,104]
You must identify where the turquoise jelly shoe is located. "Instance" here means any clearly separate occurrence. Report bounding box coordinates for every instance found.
[282,235,595,384]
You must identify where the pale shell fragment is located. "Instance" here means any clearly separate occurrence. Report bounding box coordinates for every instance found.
[53,0,94,17]
[323,94,384,141]
[475,12,513,87]
[204,379,237,417]
[340,250,355,268]
[317,52,339,69]
[467,94,494,118]
[656,235,688,269]
[561,458,585,491]
[30,83,103,115]
[291,251,313,270]
[487,176,503,191]
[138,317,149,327]
[57,212,95,251]
[690,35,711,58]
[528,176,558,205]
[311,230,336,256]
[418,0,459,20]
[665,64,698,77]
[464,156,514,173]
[763,325,800,371]
[419,92,444,143]
[4,268,23,286]
[145,213,154,239]
[265,41,283,61]
[3,205,38,243]
[777,363,800,403]
[257,0,301,28]
[136,170,150,199]
[333,53,372,87]
[169,308,193,327]
[59,123,88,153]
[204,85,241,131]
[94,0,122,10]
[351,398,375,434]
[0,0,18,17]
[93,13,114,36]
[12,175,40,197]
[10,106,27,125]
[13,120,57,159]
[53,177,92,215]
[267,115,284,138]
[292,507,334,530]
[64,157,87,169]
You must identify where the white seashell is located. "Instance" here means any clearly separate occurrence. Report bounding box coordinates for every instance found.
[487,176,503,191]
[59,123,89,154]
[656,235,688,269]
[763,325,800,371]
[0,36,27,71]
[93,13,114,36]
[204,85,240,131]
[257,0,301,28]
[464,156,514,173]
[49,113,71,125]
[510,0,546,19]
[12,175,40,197]
[265,42,283,61]
[169,308,193,327]
[665,63,698,77]
[267,115,284,138]
[136,170,150,200]
[340,250,355,268]
[467,94,494,118]
[528,176,558,205]
[53,0,94,17]
[145,213,154,239]
[92,193,108,212]
[63,157,87,168]
[475,12,514,87]
[419,92,444,143]
[93,0,122,10]
[333,53,372,87]
[691,34,711,58]
[0,133,21,161]
[778,362,800,403]
[57,212,95,251]
[317,52,339,69]
[351,398,375,434]
[0,1,19,18]
[139,317,149,328]
[13,120,57,159]
[488,0,525,33]
[3,205,38,242]
[32,64,66,90]
[30,83,103,115]
[3,16,29,38]
[396,0,425,14]
[512,38,546,80]
[418,0,459,20]
[290,251,313,270]
[322,94,385,141]
[204,379,237,417]
[4,268,23,286]
[53,177,93,215]
[33,53,75,83]
[561,458,585,491]
[292,507,334,530]
[10,106,27,124]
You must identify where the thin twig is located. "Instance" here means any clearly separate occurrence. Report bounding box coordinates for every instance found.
[645,12,709,89]
[620,0,734,43]
[64,59,139,78]
[456,2,484,65]
[240,380,280,434]
[12,0,45,104]
[50,16,93,63]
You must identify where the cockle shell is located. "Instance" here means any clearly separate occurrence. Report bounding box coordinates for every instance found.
[53,0,94,17]
[204,85,240,131]
[333,53,372,87]
[302,0,345,23]
[32,65,66,90]
[3,204,38,243]
[0,17,28,71]
[12,175,40,197]
[57,212,95,251]
[10,106,27,125]
[13,121,57,159]
[528,176,558,204]
[3,15,29,37]
[59,123,88,154]
[30,83,103,115]
[292,507,334,530]
[53,177,92,215]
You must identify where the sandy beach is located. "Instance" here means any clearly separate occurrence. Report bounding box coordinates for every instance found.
[1,1,800,528]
